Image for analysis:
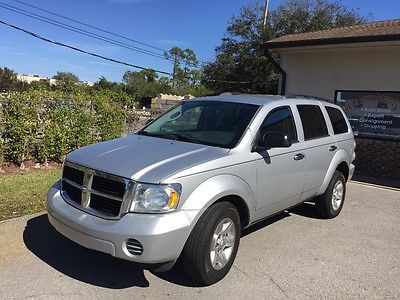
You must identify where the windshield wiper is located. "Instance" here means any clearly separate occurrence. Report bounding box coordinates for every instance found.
[137,131,202,144]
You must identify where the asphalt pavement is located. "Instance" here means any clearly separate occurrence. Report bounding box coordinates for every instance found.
[0,182,399,299]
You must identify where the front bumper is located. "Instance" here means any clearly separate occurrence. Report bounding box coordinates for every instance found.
[47,181,199,264]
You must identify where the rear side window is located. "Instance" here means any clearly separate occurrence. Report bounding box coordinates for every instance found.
[297,105,329,140]
[326,107,349,134]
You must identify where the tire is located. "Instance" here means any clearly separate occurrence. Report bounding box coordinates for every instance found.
[181,202,241,285]
[315,170,346,219]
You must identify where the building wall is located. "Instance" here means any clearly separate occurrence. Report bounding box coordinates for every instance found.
[280,42,400,101]
[354,137,399,179]
[278,42,400,180]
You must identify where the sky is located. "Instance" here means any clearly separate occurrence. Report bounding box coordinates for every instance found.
[0,0,399,83]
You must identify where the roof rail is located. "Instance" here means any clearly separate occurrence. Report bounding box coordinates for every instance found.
[286,94,331,102]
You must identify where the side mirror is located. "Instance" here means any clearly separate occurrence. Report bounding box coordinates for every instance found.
[253,131,292,152]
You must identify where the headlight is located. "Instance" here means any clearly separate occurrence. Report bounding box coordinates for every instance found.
[130,183,182,213]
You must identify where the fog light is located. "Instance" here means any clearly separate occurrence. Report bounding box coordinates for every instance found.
[126,239,143,256]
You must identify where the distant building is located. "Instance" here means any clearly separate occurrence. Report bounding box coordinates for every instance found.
[17,74,93,86]
[17,74,57,85]
[265,19,400,181]
[151,93,195,112]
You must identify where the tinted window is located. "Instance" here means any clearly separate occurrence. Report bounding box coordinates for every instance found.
[260,107,297,142]
[297,105,329,140]
[141,100,259,148]
[326,107,349,134]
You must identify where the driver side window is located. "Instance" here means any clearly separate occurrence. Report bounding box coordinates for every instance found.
[259,106,297,144]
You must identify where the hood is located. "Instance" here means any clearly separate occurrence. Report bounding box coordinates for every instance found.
[66,134,229,183]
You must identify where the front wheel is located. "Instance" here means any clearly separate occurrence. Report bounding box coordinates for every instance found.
[315,170,346,219]
[181,202,241,285]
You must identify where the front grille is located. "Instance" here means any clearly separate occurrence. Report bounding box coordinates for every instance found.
[61,162,129,219]
[62,165,84,185]
[62,181,82,204]
[92,175,126,198]
[90,194,122,216]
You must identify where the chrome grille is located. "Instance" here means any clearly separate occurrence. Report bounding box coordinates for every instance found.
[60,162,131,219]
[90,194,122,216]
[62,181,82,205]
[62,165,84,185]
[92,175,126,198]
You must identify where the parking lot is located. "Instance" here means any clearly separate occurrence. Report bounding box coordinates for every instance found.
[0,182,399,299]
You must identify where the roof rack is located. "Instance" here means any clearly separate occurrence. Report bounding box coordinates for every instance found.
[286,94,331,102]
[219,92,286,98]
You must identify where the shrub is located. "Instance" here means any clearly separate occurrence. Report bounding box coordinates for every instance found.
[0,88,133,166]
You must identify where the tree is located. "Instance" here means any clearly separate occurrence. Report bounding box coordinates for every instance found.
[94,76,121,90]
[0,67,18,92]
[203,0,368,94]
[122,69,168,100]
[164,47,199,89]
[52,71,80,85]
[270,0,369,36]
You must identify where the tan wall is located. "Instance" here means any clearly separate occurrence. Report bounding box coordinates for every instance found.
[279,42,400,101]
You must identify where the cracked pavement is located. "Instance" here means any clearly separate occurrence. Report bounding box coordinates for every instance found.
[0,182,399,299]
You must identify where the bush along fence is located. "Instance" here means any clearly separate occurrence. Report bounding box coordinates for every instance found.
[0,89,138,168]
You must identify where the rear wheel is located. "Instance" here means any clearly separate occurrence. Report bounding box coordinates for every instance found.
[181,202,240,285]
[316,170,346,219]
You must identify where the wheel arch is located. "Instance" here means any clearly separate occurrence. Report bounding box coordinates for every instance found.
[214,195,250,228]
[317,149,350,195]
[181,174,255,228]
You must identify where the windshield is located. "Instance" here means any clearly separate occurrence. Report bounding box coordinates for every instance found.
[138,100,259,148]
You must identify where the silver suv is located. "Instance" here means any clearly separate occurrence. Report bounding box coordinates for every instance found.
[47,93,355,285]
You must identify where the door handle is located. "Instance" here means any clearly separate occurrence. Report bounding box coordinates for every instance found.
[329,145,337,152]
[294,153,305,160]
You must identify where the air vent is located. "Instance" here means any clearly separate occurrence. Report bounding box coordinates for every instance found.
[126,239,143,256]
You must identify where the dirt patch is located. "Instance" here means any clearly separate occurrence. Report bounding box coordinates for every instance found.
[0,161,62,175]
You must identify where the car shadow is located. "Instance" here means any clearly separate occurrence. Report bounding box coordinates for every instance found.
[23,214,150,289]
[23,205,322,289]
[288,202,325,219]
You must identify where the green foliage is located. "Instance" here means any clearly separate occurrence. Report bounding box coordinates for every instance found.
[123,69,168,100]
[0,88,132,166]
[270,0,368,36]
[203,0,368,94]
[0,67,18,92]
[52,71,80,84]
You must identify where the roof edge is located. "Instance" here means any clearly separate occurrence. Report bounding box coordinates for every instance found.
[264,33,400,49]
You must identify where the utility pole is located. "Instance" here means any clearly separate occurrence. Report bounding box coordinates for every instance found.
[263,0,270,28]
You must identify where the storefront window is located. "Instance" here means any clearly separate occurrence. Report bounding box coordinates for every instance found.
[335,90,400,140]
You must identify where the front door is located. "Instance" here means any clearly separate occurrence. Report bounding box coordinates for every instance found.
[253,106,306,217]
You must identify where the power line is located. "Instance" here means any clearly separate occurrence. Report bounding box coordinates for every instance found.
[0,19,173,76]
[5,0,207,67]
[0,19,254,85]
[6,0,208,67]
[0,1,169,61]
[12,0,167,53]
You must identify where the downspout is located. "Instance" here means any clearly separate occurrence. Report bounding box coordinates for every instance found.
[264,46,286,95]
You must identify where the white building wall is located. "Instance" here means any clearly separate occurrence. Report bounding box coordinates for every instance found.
[279,42,400,101]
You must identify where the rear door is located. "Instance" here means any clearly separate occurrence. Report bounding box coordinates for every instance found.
[295,104,337,200]
[325,105,355,162]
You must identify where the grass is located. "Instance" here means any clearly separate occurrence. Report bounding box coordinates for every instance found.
[0,169,62,221]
